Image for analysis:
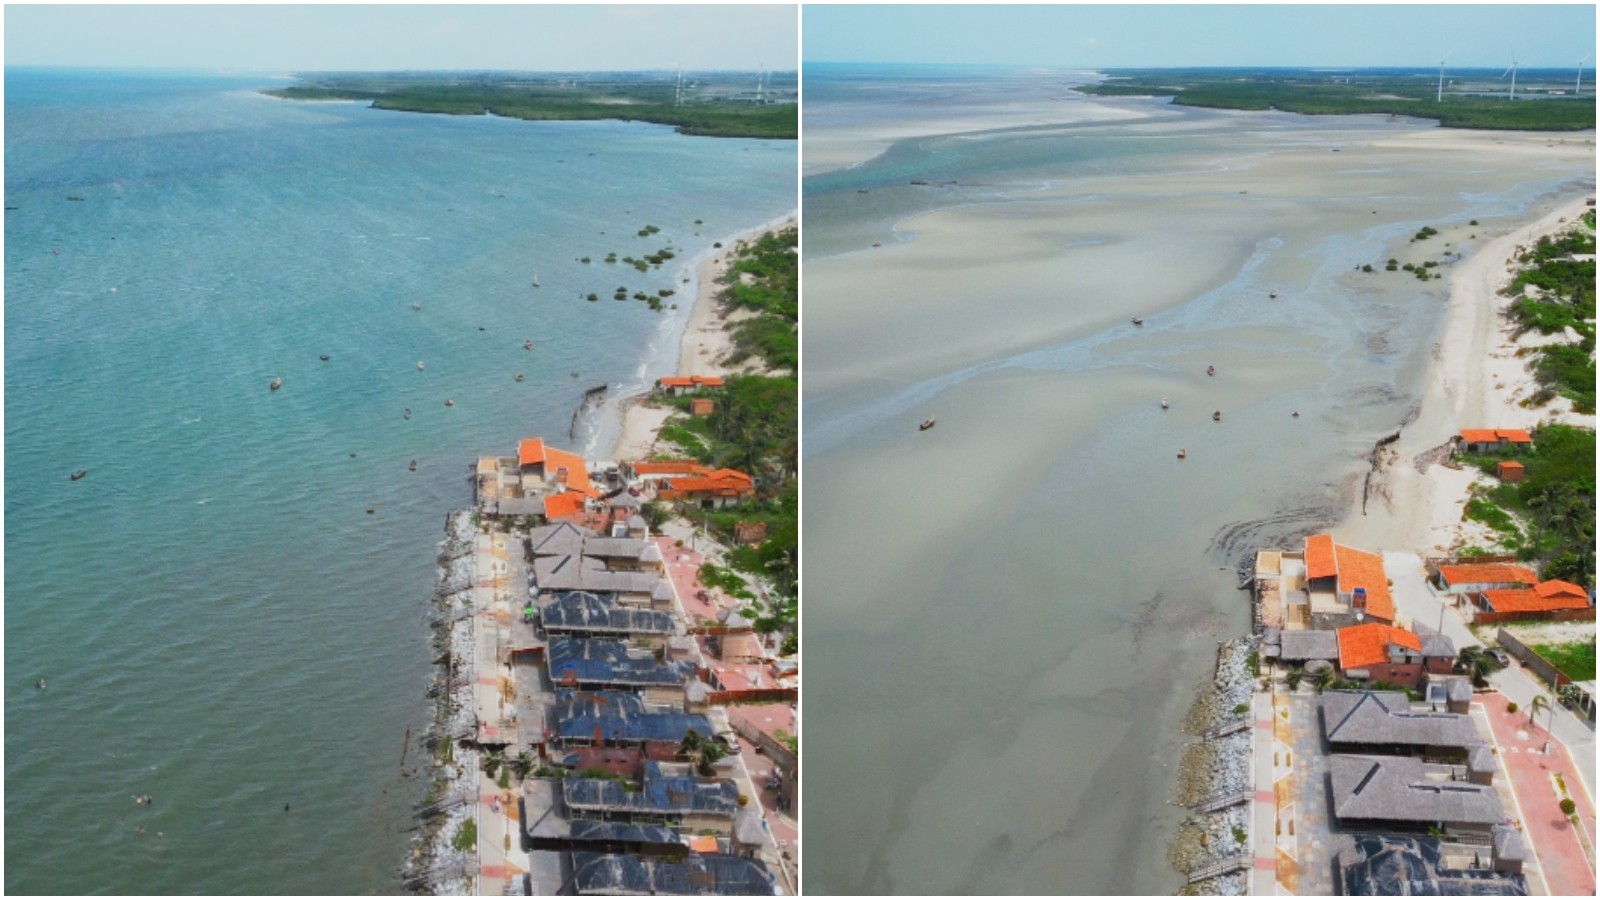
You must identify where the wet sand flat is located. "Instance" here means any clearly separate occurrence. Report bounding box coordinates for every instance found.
[802,70,1594,895]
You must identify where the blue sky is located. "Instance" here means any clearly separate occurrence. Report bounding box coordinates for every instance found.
[4,4,798,72]
[804,4,1597,70]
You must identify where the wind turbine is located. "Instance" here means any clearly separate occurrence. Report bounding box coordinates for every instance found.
[1436,45,1457,102]
[674,62,684,107]
[756,64,766,104]
[1501,50,1519,101]
[1578,54,1590,95]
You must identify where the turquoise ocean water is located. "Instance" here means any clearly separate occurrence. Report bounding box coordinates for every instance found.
[4,69,794,894]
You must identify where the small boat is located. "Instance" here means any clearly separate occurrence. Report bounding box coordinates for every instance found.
[1131,316,1144,326]
[444,399,454,408]
[1161,398,1169,409]
[270,377,282,391]
[70,470,87,481]
[532,274,541,287]
[417,362,425,371]
[411,302,421,311]
[1206,365,1215,377]
[1212,410,1222,422]
[570,371,580,378]
[524,340,533,351]
[919,417,937,431]
[403,408,411,420]
[1292,411,1300,418]
[1269,290,1278,299]
[36,677,46,690]
[1177,449,1188,459]
[319,355,330,362]
[408,460,417,472]
[515,373,525,383]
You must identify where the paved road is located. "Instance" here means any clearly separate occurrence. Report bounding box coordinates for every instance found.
[1477,694,1597,896]
[1384,552,1596,805]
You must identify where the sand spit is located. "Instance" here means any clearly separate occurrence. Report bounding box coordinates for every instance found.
[403,509,479,895]
[611,213,795,461]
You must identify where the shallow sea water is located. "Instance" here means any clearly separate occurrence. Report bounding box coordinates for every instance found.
[4,68,794,894]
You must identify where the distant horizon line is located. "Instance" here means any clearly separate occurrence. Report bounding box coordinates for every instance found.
[803,60,1591,73]
[5,64,799,75]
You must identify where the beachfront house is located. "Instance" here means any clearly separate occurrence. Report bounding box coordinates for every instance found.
[539,591,677,645]
[1328,755,1504,839]
[1470,579,1594,624]
[528,523,674,609]
[546,690,714,761]
[545,637,695,702]
[1335,623,1453,690]
[1455,428,1534,454]
[656,468,756,509]
[626,460,757,508]
[566,852,776,896]
[1321,691,1492,777]
[1433,562,1538,595]
[653,375,727,397]
[1259,628,1340,669]
[1303,534,1396,629]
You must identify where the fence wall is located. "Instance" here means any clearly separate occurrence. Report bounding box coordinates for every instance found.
[1496,628,1572,688]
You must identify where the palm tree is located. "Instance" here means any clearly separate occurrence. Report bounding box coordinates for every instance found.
[1528,694,1552,734]
[1285,666,1307,692]
[481,748,506,779]
[1310,666,1339,692]
[1457,647,1502,687]
[511,751,536,780]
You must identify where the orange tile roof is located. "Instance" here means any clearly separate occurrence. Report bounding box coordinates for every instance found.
[664,469,756,496]
[518,437,547,467]
[691,375,725,387]
[1438,564,1538,588]
[634,460,711,476]
[1497,460,1525,470]
[687,835,719,853]
[543,491,587,520]
[1305,534,1337,580]
[1338,623,1423,671]
[657,376,695,388]
[1335,544,1394,622]
[1482,588,1590,614]
[1459,428,1533,444]
[1535,580,1589,601]
[542,447,597,498]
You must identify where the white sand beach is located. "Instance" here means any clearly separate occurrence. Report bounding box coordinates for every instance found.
[1340,196,1596,556]
[610,213,796,462]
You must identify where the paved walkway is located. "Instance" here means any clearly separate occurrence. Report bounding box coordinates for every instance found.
[1477,694,1597,897]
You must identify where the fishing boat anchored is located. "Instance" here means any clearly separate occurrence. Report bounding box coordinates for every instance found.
[270,377,282,391]
[919,417,937,431]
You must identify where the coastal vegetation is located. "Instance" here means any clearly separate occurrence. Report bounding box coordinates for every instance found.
[1457,423,1595,584]
[1077,68,1596,131]
[1504,211,1596,413]
[720,226,799,371]
[265,72,797,139]
[650,227,798,652]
